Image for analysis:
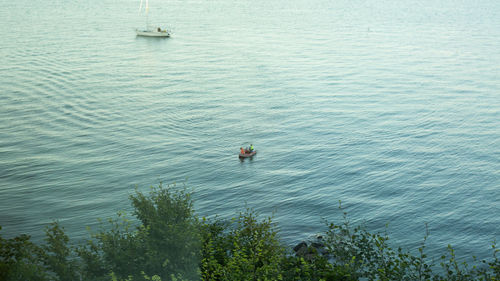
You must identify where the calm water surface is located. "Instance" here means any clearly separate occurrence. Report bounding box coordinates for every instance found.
[1,0,499,262]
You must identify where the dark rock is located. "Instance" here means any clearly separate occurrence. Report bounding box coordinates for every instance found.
[311,241,327,255]
[293,241,307,253]
[304,252,316,261]
[311,241,324,249]
[296,246,309,257]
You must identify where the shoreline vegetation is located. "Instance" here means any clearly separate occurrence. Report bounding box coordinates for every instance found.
[1,184,498,281]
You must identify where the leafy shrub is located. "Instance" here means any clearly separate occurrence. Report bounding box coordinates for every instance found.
[41,222,80,280]
[322,202,500,281]
[78,183,201,281]
[1,184,499,281]
[201,209,283,280]
[0,226,48,281]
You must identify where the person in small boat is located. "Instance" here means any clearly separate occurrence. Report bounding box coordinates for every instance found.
[157,27,162,32]
[240,147,245,154]
[249,144,254,152]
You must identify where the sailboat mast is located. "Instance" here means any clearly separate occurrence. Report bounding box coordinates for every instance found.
[139,0,150,29]
[146,0,149,29]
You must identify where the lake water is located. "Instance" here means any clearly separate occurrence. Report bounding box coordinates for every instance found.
[1,0,499,264]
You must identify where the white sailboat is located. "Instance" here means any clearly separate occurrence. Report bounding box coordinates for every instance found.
[136,0,170,37]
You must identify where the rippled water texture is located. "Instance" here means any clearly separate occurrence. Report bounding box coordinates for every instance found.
[1,0,499,261]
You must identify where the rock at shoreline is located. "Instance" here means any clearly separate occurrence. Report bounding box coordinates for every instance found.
[293,240,327,261]
[293,241,307,253]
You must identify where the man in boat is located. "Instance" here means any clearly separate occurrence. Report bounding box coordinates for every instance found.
[249,144,254,152]
[157,27,162,32]
[240,147,245,154]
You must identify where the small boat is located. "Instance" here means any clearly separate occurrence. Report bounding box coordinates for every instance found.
[136,28,170,37]
[136,0,171,37]
[239,151,257,158]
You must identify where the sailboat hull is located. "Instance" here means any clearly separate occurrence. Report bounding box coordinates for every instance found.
[136,29,170,37]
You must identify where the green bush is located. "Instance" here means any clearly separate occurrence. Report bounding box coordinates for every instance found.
[0,227,48,281]
[77,183,201,281]
[41,222,80,280]
[201,209,284,281]
[322,203,500,281]
[1,183,499,281]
